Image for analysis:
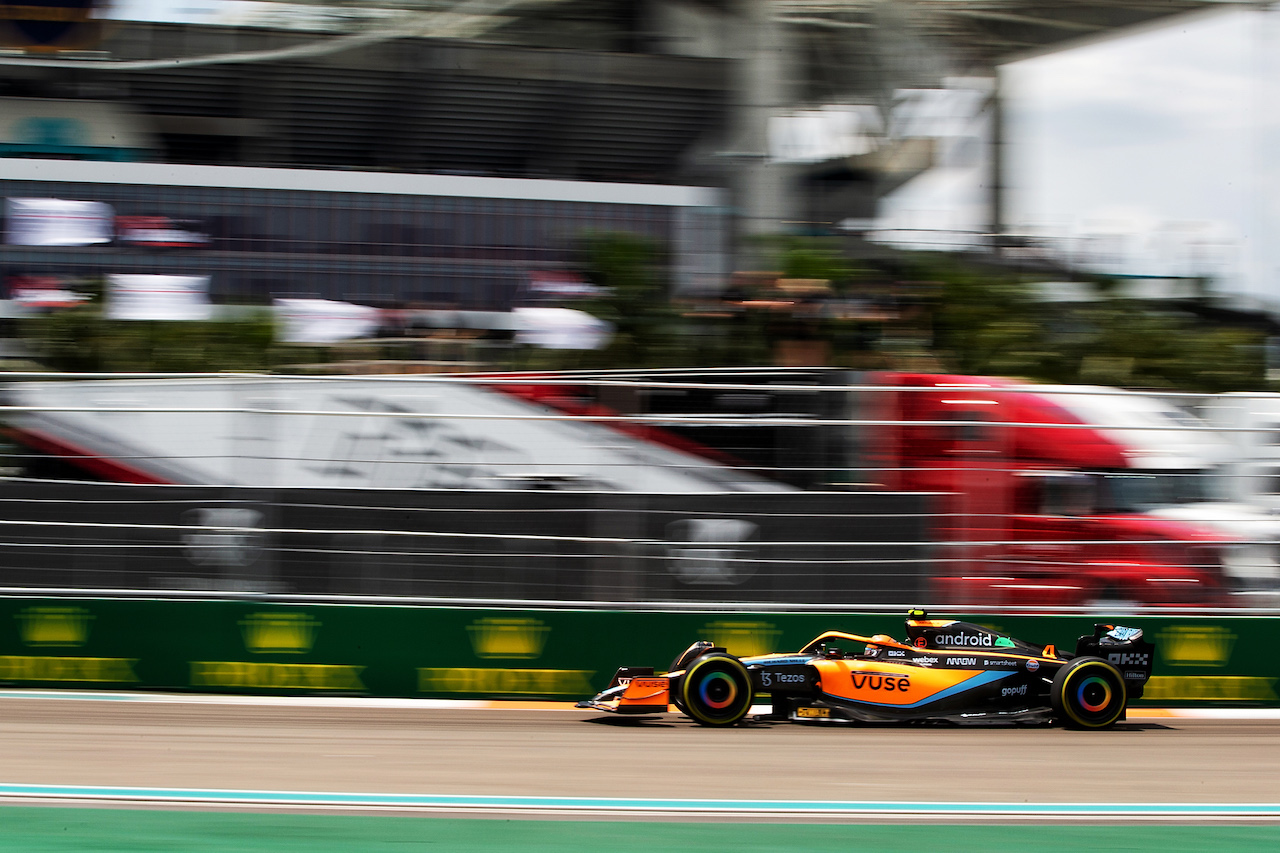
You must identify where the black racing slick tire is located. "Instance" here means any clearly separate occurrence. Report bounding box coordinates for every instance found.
[1051,656,1127,729]
[679,653,753,727]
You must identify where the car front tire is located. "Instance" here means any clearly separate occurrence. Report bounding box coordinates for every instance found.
[679,653,753,727]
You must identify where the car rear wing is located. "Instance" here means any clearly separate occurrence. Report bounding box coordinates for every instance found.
[1076,624,1155,700]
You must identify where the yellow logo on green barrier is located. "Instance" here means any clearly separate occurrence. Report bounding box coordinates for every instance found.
[467,618,549,659]
[17,607,93,647]
[240,612,319,654]
[191,661,364,691]
[700,621,782,658]
[418,667,593,695]
[1143,676,1276,702]
[1157,626,1236,667]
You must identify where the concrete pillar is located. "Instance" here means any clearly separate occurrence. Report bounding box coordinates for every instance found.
[988,70,1006,249]
[727,0,797,250]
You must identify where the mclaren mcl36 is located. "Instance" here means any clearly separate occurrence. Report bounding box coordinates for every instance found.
[577,611,1154,729]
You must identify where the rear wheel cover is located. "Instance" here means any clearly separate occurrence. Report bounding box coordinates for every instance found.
[680,654,752,726]
[1051,657,1127,729]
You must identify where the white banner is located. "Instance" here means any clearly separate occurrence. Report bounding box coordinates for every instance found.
[274,298,382,344]
[514,307,612,350]
[106,275,213,321]
[5,197,114,246]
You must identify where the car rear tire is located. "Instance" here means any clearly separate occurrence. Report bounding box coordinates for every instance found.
[1051,656,1127,729]
[679,653,752,727]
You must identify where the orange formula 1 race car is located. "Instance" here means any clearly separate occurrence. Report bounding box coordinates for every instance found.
[577,611,1154,729]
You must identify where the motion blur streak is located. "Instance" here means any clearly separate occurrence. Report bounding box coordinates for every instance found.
[0,697,1277,811]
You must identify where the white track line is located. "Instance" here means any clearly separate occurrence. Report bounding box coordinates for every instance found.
[0,689,1277,718]
[0,784,1276,821]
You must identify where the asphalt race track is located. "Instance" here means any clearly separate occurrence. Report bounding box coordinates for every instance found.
[1,694,1278,814]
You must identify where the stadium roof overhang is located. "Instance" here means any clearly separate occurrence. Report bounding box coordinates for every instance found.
[209,0,1261,65]
[1,1,1255,73]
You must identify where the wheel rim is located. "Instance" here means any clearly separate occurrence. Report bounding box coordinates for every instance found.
[681,656,751,726]
[1062,661,1125,728]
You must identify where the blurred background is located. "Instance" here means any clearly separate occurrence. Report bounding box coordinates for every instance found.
[3,0,1280,615]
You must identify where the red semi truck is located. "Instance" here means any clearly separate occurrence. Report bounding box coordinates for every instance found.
[869,373,1228,607]
[495,369,1232,607]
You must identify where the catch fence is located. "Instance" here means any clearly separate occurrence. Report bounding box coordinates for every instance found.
[0,370,1278,609]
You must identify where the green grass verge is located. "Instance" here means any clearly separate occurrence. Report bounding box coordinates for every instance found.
[0,807,1277,852]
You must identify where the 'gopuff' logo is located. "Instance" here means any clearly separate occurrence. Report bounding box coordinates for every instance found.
[666,519,760,586]
[935,633,992,647]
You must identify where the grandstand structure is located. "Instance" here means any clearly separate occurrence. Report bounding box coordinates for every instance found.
[0,0,1245,305]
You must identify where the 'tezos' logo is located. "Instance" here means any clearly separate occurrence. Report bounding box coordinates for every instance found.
[850,673,910,692]
[934,633,992,647]
[1108,652,1150,667]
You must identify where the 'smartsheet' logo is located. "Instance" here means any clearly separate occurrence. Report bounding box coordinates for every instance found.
[182,508,264,569]
[240,612,319,654]
[467,618,549,659]
[665,518,760,586]
[17,606,92,647]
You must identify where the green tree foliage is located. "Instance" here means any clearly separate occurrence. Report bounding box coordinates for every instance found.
[16,306,277,373]
[885,253,1266,391]
[572,232,680,367]
[751,235,859,289]
[915,257,1046,377]
[5,243,1267,393]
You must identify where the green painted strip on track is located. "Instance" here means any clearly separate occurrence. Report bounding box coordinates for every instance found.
[0,808,1278,853]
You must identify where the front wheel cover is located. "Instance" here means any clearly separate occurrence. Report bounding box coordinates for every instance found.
[1051,657,1127,729]
[679,654,752,727]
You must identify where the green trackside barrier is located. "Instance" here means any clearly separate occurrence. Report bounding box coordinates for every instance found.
[0,597,1275,706]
